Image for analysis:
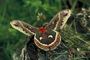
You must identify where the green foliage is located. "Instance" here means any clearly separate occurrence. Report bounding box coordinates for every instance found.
[0,0,90,60]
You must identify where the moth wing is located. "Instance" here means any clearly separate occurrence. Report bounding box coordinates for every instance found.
[45,9,71,31]
[10,20,39,36]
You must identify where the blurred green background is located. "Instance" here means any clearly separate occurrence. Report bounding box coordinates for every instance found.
[0,0,90,60]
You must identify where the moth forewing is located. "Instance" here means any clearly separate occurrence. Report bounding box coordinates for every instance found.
[10,20,39,36]
[54,9,71,30]
[45,9,71,31]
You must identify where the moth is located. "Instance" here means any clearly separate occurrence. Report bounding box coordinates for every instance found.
[10,9,71,51]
